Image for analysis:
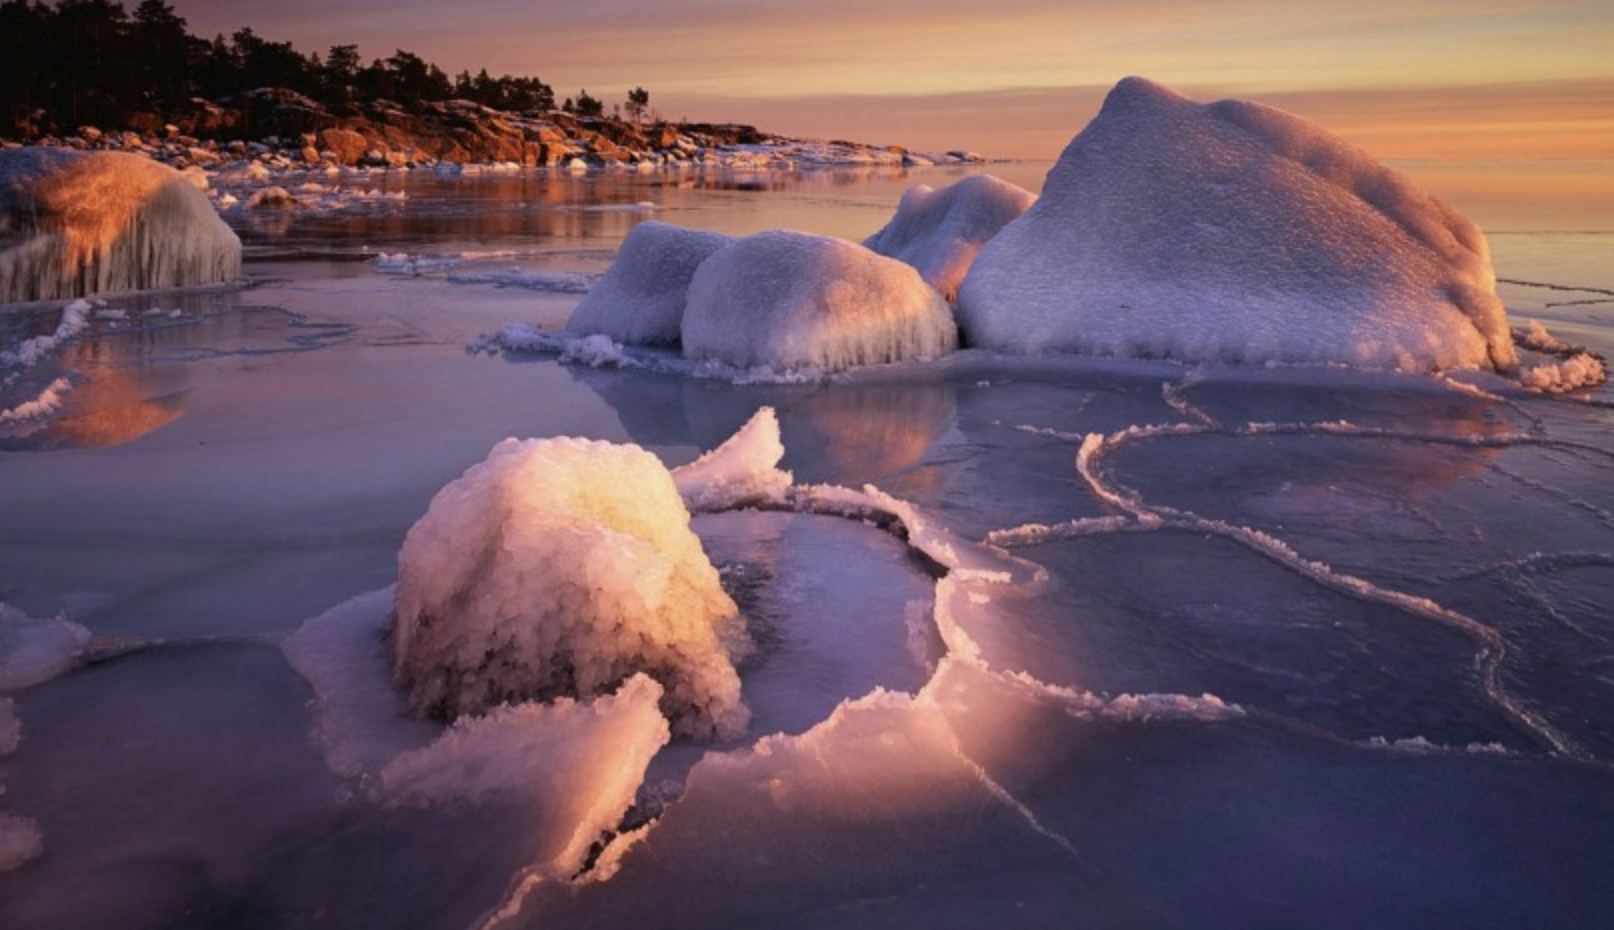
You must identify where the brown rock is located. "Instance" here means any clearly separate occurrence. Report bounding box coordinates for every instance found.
[318,128,369,166]
[649,126,679,150]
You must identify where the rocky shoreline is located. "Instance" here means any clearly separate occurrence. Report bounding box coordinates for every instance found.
[1,88,984,174]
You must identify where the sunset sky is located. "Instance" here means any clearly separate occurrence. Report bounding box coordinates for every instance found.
[166,0,1614,162]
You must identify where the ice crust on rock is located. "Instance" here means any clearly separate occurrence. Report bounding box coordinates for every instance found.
[682,230,958,374]
[957,77,1517,373]
[391,435,752,739]
[565,221,735,346]
[0,148,241,302]
[864,174,1036,301]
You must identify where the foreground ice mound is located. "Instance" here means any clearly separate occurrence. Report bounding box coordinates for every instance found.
[958,77,1516,372]
[565,221,735,345]
[391,436,751,739]
[864,174,1036,301]
[0,148,241,302]
[683,230,957,374]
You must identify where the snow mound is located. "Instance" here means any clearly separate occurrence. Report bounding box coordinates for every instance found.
[566,221,735,346]
[682,230,957,374]
[671,407,793,513]
[391,435,752,739]
[0,148,241,302]
[864,174,1036,301]
[0,603,91,690]
[957,77,1516,373]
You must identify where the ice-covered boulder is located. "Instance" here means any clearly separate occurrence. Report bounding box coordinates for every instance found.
[566,221,735,345]
[864,174,1036,301]
[0,148,241,302]
[391,435,751,739]
[957,77,1516,372]
[682,230,957,374]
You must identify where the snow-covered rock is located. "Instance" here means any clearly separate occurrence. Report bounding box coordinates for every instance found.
[682,230,957,374]
[957,77,1516,373]
[0,148,241,302]
[864,174,1036,301]
[391,435,751,739]
[565,221,735,346]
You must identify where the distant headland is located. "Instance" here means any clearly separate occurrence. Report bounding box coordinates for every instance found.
[0,0,981,170]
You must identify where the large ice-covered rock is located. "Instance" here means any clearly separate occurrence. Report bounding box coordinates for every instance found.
[957,77,1516,372]
[565,221,735,345]
[864,174,1036,301]
[683,230,957,373]
[0,148,241,302]
[391,435,751,739]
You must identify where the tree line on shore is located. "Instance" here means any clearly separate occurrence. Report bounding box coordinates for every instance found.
[0,0,649,139]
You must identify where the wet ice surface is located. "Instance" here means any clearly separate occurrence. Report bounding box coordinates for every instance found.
[3,168,1614,928]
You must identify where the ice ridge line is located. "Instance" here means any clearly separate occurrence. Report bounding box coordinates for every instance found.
[1070,424,1586,761]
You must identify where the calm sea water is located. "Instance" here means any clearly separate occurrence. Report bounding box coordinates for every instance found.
[1,162,1611,929]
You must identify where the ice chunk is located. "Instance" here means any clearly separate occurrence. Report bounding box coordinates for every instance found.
[381,674,667,805]
[670,406,793,513]
[1521,352,1607,393]
[0,376,74,425]
[1,299,89,369]
[391,435,751,739]
[566,221,735,346]
[0,812,43,874]
[682,230,957,374]
[0,603,91,690]
[864,174,1036,301]
[958,77,1516,373]
[0,149,241,302]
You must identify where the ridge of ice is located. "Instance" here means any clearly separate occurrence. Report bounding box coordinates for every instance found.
[0,602,92,691]
[380,674,668,812]
[670,407,793,512]
[0,375,74,425]
[1,299,90,369]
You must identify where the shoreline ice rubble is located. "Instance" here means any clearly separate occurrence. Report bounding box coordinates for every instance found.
[0,148,241,302]
[956,77,1517,373]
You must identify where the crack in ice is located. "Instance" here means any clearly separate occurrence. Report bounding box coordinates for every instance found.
[1049,420,1589,761]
